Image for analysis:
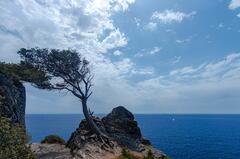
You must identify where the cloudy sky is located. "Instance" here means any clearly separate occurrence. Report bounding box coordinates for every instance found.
[1,0,240,114]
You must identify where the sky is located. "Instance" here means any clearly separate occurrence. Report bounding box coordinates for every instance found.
[0,0,240,114]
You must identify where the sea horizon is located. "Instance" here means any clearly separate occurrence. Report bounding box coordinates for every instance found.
[26,114,240,159]
[26,113,240,115]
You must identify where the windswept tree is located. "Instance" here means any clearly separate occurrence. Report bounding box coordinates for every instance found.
[18,48,105,137]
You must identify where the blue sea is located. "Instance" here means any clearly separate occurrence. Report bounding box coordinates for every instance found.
[26,114,240,159]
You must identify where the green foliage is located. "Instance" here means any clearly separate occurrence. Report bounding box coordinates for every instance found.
[0,62,51,89]
[144,150,154,159]
[163,157,171,159]
[17,48,91,92]
[0,116,35,159]
[117,148,171,159]
[41,134,66,144]
[121,148,134,159]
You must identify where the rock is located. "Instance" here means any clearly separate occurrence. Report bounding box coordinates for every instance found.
[31,143,166,159]
[31,143,73,159]
[67,106,165,155]
[0,72,26,126]
[31,142,122,159]
[104,106,134,120]
[67,117,108,151]
[141,138,151,146]
[102,106,142,150]
[34,106,166,159]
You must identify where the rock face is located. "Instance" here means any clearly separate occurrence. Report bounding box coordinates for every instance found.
[32,106,166,159]
[0,72,26,125]
[31,143,73,159]
[65,106,165,159]
[102,106,143,150]
[67,106,145,152]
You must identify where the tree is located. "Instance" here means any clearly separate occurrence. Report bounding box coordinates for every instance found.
[18,48,105,137]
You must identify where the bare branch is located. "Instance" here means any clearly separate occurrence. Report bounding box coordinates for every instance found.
[64,87,83,100]
[87,91,93,99]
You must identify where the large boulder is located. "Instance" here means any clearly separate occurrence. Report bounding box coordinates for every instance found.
[102,106,143,150]
[67,106,150,152]
[0,72,26,126]
[48,106,166,159]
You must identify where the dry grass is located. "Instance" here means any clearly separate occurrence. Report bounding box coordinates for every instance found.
[113,148,144,159]
[113,148,171,159]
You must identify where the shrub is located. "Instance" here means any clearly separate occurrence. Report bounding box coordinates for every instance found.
[121,148,134,159]
[116,148,171,159]
[41,134,66,144]
[116,148,143,159]
[144,150,154,159]
[0,116,35,159]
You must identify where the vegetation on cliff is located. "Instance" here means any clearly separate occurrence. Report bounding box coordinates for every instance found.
[0,116,35,159]
[41,134,66,145]
[116,148,170,159]
[0,62,51,89]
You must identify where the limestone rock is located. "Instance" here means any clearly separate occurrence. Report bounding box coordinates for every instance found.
[102,106,142,150]
[67,106,144,152]
[33,106,166,159]
[0,72,26,126]
[31,143,73,159]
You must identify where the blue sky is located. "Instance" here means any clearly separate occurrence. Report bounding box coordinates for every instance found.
[0,0,240,114]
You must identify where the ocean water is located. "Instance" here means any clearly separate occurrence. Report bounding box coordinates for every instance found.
[26,114,240,159]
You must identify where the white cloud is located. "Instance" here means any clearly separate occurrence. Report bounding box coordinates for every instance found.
[176,39,190,44]
[134,53,240,113]
[114,58,134,74]
[237,13,240,17]
[229,0,240,10]
[2,1,240,114]
[113,50,123,56]
[135,47,161,57]
[169,53,240,80]
[144,22,157,31]
[132,67,155,75]
[101,29,128,51]
[0,0,139,113]
[171,56,182,64]
[151,10,196,24]
[149,46,161,55]
[218,23,224,28]
[134,17,141,27]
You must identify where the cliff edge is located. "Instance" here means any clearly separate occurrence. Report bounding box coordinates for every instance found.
[31,106,166,159]
[0,71,26,125]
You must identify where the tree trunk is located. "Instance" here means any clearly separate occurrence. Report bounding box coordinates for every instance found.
[81,98,105,136]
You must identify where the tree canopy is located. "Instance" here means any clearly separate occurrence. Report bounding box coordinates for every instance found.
[18,48,105,136]
[0,62,51,89]
[18,48,93,99]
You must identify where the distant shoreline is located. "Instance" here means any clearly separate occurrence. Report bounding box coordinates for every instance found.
[26,113,240,115]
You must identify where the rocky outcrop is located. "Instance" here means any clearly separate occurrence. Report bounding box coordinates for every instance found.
[31,143,73,159]
[0,72,26,125]
[31,106,166,159]
[64,106,165,159]
[102,106,143,150]
[31,142,164,159]
[67,106,147,152]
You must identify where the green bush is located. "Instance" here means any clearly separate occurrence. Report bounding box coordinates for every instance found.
[144,150,154,159]
[121,148,134,159]
[0,116,35,159]
[41,134,66,144]
[117,148,171,159]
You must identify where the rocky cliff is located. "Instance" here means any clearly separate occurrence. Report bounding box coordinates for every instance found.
[0,71,26,125]
[31,106,166,159]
